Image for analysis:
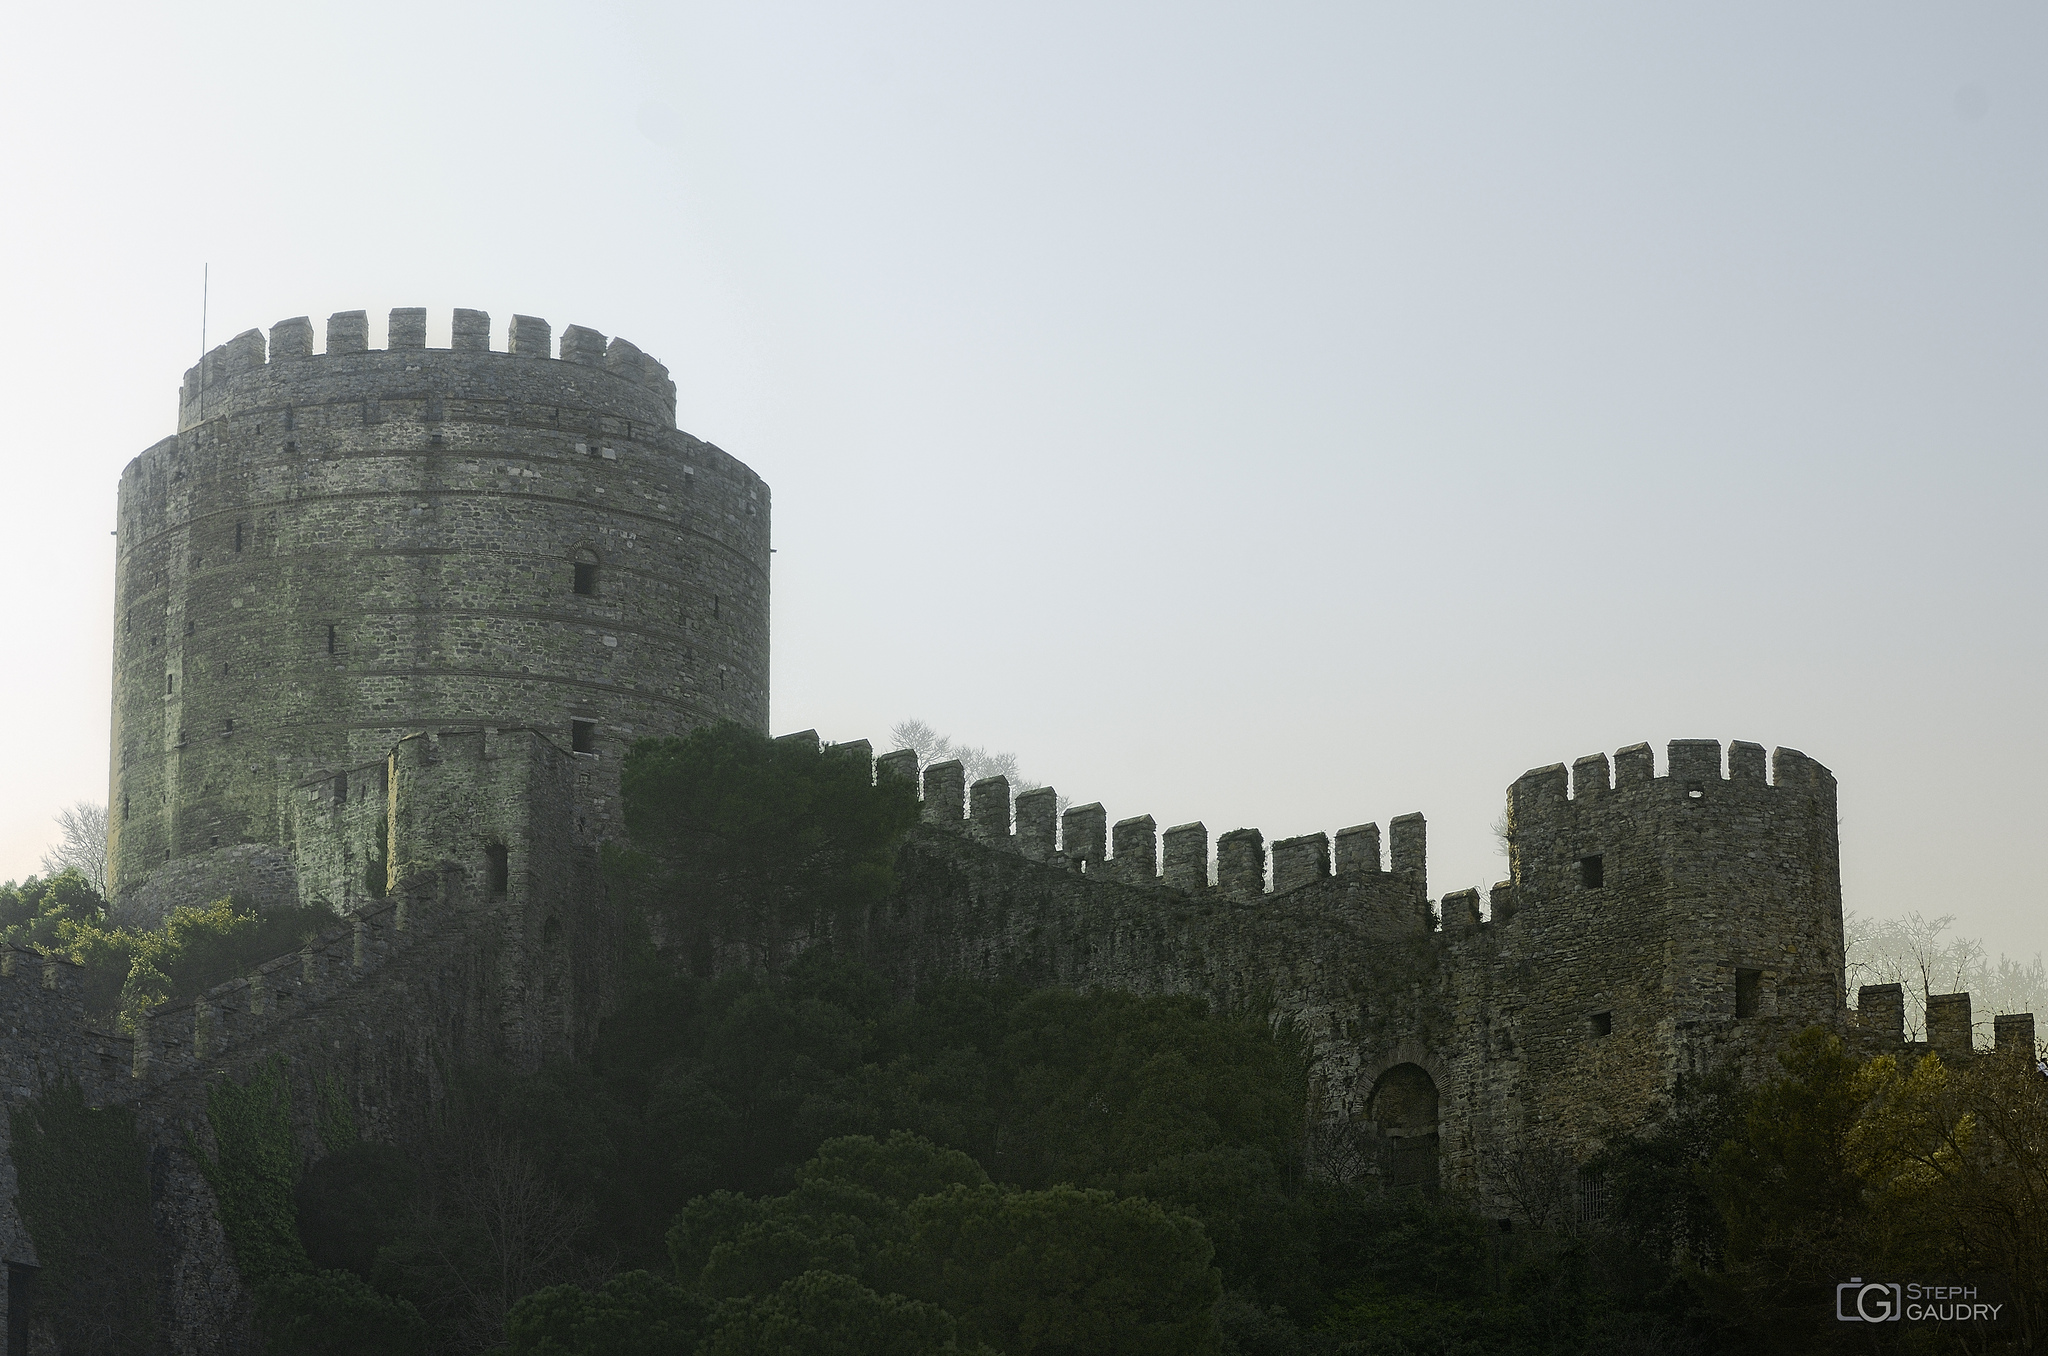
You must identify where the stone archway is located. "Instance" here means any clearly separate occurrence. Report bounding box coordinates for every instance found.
[1367,1062,1440,1194]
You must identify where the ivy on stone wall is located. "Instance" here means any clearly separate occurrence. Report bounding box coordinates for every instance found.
[314,1071,359,1156]
[9,1080,158,1354]
[191,1061,437,1352]
[194,1055,311,1286]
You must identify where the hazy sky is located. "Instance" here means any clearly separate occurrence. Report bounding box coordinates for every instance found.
[1,4,2041,961]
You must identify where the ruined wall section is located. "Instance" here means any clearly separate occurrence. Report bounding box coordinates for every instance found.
[110,309,771,904]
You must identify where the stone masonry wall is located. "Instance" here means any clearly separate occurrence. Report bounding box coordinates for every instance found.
[0,728,608,1352]
[109,307,771,904]
[743,734,2035,1217]
[106,843,301,931]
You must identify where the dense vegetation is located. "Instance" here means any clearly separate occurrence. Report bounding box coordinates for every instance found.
[0,868,332,1028]
[9,724,2044,1353]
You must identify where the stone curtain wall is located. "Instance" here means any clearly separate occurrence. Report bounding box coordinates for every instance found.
[751,735,2028,1214]
[109,308,771,904]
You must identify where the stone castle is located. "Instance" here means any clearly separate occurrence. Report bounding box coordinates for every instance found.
[0,307,2031,1350]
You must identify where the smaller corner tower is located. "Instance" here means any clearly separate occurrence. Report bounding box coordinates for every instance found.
[1499,739,1843,1143]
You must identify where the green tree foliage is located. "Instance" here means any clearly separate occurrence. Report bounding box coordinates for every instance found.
[0,868,109,949]
[370,1124,593,1352]
[8,873,332,1028]
[894,1182,1223,1355]
[296,1142,419,1276]
[1584,1028,2048,1354]
[661,1134,1220,1355]
[254,1270,429,1356]
[667,1132,985,1300]
[1586,1070,1743,1274]
[456,948,1313,1283]
[1845,1045,2048,1346]
[119,896,332,1021]
[8,1081,157,1356]
[505,1271,714,1355]
[618,723,920,952]
[702,1270,962,1356]
[194,1062,438,1354]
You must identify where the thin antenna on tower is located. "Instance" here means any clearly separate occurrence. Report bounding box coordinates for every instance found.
[198,263,208,421]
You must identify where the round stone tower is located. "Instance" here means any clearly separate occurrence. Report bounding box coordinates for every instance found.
[108,307,770,902]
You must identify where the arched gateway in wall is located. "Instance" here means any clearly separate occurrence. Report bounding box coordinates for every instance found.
[1367,1062,1440,1194]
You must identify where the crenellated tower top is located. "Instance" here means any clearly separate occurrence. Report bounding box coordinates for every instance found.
[178,307,678,433]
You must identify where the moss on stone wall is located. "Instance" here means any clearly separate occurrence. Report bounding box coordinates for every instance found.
[195,1056,312,1287]
[10,1081,158,1354]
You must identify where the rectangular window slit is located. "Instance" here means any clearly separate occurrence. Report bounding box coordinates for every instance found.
[1579,854,1604,889]
[571,720,597,754]
[1589,1011,1612,1037]
[1736,968,1762,1020]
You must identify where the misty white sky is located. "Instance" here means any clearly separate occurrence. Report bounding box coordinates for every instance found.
[0,4,2041,963]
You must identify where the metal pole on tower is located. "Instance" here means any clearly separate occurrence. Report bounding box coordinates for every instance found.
[199,264,208,421]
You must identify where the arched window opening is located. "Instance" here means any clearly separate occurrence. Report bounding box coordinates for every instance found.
[1367,1063,1440,1196]
[572,549,600,597]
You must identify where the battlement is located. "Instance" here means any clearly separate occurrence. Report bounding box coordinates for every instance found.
[1849,983,2039,1063]
[1511,739,1834,817]
[815,735,1425,904]
[178,307,678,428]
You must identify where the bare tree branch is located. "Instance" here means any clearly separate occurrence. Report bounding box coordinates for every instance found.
[40,800,108,896]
